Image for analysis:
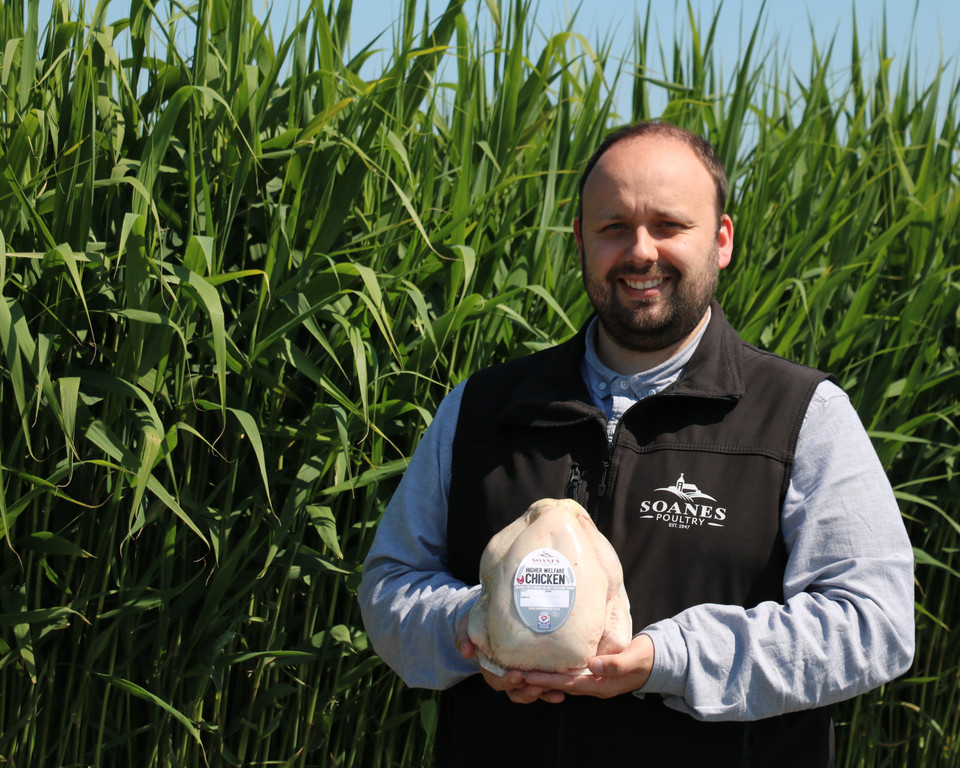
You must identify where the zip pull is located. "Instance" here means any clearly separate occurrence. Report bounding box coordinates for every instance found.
[597,458,610,497]
[565,465,582,500]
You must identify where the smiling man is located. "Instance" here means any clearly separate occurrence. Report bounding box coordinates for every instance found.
[575,126,733,367]
[358,122,915,767]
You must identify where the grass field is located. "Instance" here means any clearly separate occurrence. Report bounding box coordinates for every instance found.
[1,0,958,765]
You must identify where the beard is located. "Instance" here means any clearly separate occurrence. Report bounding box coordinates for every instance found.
[582,247,719,353]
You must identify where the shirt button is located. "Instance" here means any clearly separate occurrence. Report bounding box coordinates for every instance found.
[619,380,629,391]
[598,381,607,390]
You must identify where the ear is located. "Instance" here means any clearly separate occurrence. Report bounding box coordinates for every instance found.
[573,217,585,267]
[716,214,733,269]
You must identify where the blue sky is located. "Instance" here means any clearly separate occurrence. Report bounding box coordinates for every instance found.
[33,0,960,119]
[262,0,960,77]
[34,0,960,80]
[260,0,960,119]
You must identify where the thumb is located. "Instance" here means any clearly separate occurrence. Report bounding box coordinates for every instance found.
[590,634,654,686]
[588,653,625,677]
[459,636,476,660]
[456,614,476,659]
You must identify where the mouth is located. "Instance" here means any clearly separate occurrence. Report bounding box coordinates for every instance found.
[619,274,670,298]
[622,276,665,291]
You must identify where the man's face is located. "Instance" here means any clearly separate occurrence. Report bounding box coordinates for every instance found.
[574,135,733,356]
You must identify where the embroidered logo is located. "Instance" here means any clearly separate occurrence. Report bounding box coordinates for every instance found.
[639,473,727,530]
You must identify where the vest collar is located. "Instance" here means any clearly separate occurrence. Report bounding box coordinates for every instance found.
[667,300,744,400]
[500,300,743,427]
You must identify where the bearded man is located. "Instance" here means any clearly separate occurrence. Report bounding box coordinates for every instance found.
[358,122,915,767]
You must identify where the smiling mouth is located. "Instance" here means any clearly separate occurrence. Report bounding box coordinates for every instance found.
[622,276,666,291]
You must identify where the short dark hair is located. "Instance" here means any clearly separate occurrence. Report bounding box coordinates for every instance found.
[576,121,728,227]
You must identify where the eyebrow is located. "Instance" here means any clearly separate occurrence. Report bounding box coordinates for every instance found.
[589,206,695,224]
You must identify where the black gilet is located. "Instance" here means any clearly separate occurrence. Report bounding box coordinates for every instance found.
[436,303,835,768]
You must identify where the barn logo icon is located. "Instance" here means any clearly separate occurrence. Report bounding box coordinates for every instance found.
[638,473,727,530]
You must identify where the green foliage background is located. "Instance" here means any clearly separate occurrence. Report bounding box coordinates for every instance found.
[0,0,958,765]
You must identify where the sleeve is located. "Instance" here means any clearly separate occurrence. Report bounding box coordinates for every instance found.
[638,380,916,720]
[357,381,482,689]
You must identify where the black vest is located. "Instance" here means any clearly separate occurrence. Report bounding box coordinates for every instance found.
[436,304,834,768]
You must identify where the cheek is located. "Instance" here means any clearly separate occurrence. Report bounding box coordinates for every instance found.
[663,242,709,271]
[581,241,617,273]
[581,253,607,284]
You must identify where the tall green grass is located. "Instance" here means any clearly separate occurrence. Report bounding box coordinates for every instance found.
[0,0,957,765]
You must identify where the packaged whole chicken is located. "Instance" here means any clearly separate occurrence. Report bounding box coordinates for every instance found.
[467,498,632,674]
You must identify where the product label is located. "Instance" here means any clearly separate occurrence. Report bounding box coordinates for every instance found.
[512,548,576,633]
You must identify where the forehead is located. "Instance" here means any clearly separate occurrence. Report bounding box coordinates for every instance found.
[581,135,716,214]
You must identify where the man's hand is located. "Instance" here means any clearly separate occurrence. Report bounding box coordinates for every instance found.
[456,615,565,704]
[522,634,655,699]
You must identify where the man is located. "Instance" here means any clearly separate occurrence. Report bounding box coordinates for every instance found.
[358,122,915,767]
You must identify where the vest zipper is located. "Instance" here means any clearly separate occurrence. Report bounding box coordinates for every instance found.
[599,410,626,498]
[597,457,611,497]
[565,465,582,501]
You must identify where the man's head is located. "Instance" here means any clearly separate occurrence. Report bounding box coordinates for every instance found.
[576,122,729,228]
[573,123,734,369]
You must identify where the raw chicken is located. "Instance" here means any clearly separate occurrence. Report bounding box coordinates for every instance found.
[467,498,632,673]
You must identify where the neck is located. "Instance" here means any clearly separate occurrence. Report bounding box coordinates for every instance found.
[596,312,709,375]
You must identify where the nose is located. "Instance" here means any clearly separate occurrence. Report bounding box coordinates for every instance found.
[627,226,658,264]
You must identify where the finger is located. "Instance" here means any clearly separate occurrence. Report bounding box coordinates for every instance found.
[458,637,476,660]
[523,671,570,688]
[539,690,566,704]
[506,684,548,705]
[455,614,474,658]
[480,667,524,692]
[503,669,525,688]
[506,689,536,704]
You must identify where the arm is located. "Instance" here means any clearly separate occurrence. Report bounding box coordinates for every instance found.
[357,383,481,689]
[527,381,916,719]
[359,382,570,701]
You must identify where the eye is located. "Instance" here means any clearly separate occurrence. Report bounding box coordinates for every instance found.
[658,220,688,233]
